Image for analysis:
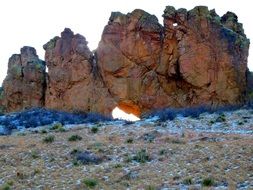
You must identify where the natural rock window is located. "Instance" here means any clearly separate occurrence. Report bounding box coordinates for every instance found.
[112,107,140,121]
[173,23,178,26]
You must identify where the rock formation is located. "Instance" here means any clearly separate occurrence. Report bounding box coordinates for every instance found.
[43,28,115,115]
[96,7,249,115]
[1,47,46,112]
[0,87,5,113]
[246,69,253,103]
[0,5,250,116]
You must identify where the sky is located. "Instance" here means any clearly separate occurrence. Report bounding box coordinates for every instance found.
[112,107,140,121]
[0,0,252,85]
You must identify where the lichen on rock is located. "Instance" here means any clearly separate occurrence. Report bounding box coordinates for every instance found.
[2,46,46,112]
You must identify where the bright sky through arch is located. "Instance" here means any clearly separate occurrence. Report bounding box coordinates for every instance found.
[112,107,140,121]
[0,0,252,85]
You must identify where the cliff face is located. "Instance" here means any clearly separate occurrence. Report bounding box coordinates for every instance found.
[96,6,249,115]
[43,28,115,114]
[0,6,250,116]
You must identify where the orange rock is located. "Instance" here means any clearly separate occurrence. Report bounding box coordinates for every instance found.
[96,6,249,115]
[43,28,116,115]
[96,9,166,114]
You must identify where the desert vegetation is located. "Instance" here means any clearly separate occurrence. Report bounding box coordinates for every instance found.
[0,106,252,189]
[0,108,112,135]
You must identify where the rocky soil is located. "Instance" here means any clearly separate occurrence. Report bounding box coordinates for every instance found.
[0,109,253,189]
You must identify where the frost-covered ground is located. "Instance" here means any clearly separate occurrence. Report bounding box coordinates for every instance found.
[0,108,111,135]
[145,109,253,135]
[0,108,253,189]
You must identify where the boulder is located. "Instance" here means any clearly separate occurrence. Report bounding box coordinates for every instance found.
[2,47,46,112]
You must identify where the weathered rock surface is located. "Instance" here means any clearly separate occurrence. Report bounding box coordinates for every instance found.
[246,69,253,103]
[1,47,46,112]
[43,28,115,115]
[96,10,165,115]
[163,7,249,106]
[97,7,249,115]
[0,5,250,116]
[0,87,5,113]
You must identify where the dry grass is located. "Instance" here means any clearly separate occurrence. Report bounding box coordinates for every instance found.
[0,123,252,189]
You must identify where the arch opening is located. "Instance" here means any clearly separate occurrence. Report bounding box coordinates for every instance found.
[112,102,140,121]
[112,107,140,121]
[173,23,178,27]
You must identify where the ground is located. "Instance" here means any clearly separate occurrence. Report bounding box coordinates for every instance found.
[0,109,253,190]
